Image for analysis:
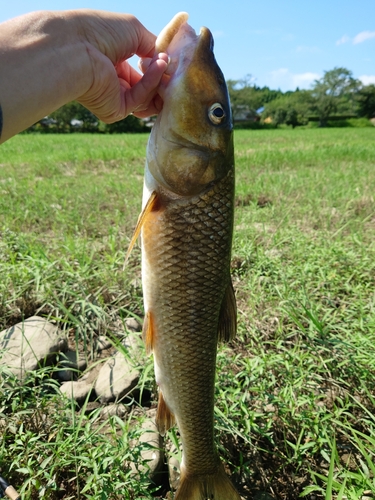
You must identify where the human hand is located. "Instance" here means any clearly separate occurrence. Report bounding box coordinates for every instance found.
[69,10,168,122]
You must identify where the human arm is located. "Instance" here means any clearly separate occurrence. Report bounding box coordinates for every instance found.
[0,10,168,144]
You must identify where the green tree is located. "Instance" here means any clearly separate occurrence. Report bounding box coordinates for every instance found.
[103,114,148,133]
[227,75,263,122]
[263,90,313,127]
[49,102,98,132]
[311,67,361,126]
[357,84,375,118]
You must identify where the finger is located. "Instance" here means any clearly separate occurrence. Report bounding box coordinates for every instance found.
[133,94,164,118]
[122,53,168,115]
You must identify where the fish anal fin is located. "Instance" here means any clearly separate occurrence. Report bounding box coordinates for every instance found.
[156,390,175,436]
[124,190,158,266]
[218,279,237,342]
[142,311,155,355]
[174,462,241,500]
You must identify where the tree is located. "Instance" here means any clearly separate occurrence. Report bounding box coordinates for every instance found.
[103,114,148,133]
[357,84,375,118]
[227,75,263,122]
[263,90,313,127]
[311,67,361,126]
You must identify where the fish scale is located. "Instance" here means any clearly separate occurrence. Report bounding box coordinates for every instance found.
[142,169,234,475]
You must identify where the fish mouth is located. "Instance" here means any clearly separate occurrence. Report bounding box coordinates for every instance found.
[162,130,209,154]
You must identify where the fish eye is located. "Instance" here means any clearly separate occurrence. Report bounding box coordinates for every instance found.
[208,103,226,125]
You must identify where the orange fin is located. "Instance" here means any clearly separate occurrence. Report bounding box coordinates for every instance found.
[156,390,175,436]
[142,311,155,355]
[174,462,241,500]
[218,279,237,342]
[124,190,158,266]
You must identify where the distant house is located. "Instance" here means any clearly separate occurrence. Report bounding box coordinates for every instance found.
[232,105,259,123]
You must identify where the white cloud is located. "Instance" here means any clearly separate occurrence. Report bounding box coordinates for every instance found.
[268,68,320,91]
[353,30,375,44]
[296,45,320,53]
[336,31,375,46]
[360,74,375,85]
[292,72,320,87]
[336,35,350,46]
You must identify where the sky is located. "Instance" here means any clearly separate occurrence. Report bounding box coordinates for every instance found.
[1,0,375,92]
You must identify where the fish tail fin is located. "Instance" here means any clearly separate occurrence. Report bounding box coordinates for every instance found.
[174,463,241,500]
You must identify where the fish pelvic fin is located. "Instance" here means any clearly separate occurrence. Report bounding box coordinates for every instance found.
[124,190,158,267]
[142,311,155,355]
[218,279,237,342]
[174,463,241,500]
[156,390,175,436]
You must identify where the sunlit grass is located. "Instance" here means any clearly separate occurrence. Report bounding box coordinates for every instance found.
[1,127,375,499]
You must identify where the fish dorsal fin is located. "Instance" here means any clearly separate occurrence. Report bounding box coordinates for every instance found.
[142,311,155,355]
[156,390,176,436]
[218,279,237,342]
[124,190,158,265]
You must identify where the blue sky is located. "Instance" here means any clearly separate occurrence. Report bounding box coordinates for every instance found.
[1,0,374,91]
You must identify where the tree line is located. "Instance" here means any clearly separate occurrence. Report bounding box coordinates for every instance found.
[229,67,375,128]
[27,66,375,133]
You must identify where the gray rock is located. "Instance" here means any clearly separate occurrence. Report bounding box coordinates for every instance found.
[125,317,142,333]
[0,316,67,379]
[60,380,94,405]
[168,456,180,490]
[131,409,164,482]
[94,350,140,403]
[95,336,112,352]
[100,404,128,419]
[167,441,182,490]
[56,350,87,381]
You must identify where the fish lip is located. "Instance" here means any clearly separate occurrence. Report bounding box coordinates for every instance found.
[162,131,209,154]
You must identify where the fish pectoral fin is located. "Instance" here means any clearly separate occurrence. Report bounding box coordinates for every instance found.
[124,190,158,266]
[156,390,175,436]
[142,311,155,355]
[218,279,237,342]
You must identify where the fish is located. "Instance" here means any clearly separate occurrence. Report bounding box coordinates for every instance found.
[127,12,240,500]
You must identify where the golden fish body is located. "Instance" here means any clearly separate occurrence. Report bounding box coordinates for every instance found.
[131,13,240,500]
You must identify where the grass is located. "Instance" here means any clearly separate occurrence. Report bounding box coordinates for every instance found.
[1,127,375,499]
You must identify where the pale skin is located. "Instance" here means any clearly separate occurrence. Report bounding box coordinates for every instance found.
[0,10,169,144]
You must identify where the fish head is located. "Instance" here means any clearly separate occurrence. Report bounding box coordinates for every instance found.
[147,15,234,197]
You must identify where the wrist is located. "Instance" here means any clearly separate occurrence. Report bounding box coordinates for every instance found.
[0,11,92,142]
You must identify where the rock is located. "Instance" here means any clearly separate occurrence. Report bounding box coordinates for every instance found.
[100,404,128,419]
[131,409,164,482]
[125,317,142,333]
[94,350,140,404]
[60,380,94,405]
[79,363,102,385]
[0,316,67,379]
[167,441,182,490]
[168,456,180,490]
[56,350,87,381]
[95,336,112,352]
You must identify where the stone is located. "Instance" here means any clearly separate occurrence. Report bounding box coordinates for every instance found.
[60,380,94,405]
[100,404,128,419]
[131,409,164,482]
[94,350,140,404]
[168,456,180,490]
[0,316,67,379]
[167,442,182,490]
[95,336,112,352]
[56,350,87,381]
[125,317,142,333]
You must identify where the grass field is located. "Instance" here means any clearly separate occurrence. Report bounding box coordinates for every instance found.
[1,127,375,499]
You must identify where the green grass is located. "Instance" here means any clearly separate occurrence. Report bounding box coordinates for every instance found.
[1,128,375,499]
